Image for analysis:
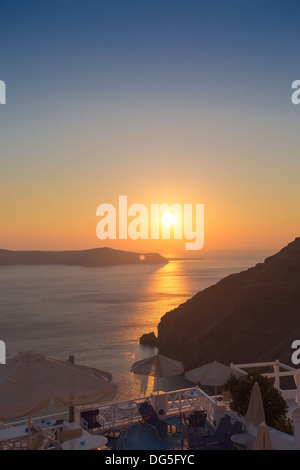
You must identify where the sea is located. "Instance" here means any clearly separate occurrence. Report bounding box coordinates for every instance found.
[0,252,272,403]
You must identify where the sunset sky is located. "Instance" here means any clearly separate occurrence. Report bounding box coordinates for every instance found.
[1,0,299,256]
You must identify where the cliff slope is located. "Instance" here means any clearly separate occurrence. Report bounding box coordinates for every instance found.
[157,238,300,369]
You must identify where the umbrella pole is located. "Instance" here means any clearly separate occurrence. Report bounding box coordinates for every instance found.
[28,414,32,449]
[68,355,75,422]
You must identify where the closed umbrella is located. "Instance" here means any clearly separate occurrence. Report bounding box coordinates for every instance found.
[245,382,266,427]
[0,351,117,446]
[131,354,184,391]
[185,361,243,401]
[253,422,273,450]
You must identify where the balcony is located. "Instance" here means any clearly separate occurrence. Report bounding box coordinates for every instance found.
[1,360,300,450]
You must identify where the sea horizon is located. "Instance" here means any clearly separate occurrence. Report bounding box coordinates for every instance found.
[0,251,269,402]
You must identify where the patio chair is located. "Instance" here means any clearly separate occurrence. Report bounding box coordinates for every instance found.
[102,428,123,450]
[204,420,244,450]
[138,401,179,440]
[80,409,103,434]
[187,413,232,449]
[188,410,207,434]
[178,410,207,437]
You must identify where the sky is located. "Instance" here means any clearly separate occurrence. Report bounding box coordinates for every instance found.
[0,0,299,256]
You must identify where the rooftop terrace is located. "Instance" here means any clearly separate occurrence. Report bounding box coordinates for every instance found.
[1,360,300,450]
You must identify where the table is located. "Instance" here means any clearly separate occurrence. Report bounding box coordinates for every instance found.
[117,402,137,430]
[34,419,56,428]
[183,389,201,410]
[62,432,108,450]
[231,433,255,450]
[0,418,55,440]
[183,389,201,399]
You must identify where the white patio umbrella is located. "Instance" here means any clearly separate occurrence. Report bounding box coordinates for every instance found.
[0,351,118,446]
[245,381,266,427]
[253,422,273,450]
[131,354,184,392]
[185,361,243,401]
[66,354,112,422]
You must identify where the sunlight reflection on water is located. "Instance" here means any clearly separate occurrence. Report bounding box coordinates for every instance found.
[0,256,264,401]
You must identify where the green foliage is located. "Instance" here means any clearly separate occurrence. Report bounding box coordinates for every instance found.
[273,417,294,436]
[225,370,289,430]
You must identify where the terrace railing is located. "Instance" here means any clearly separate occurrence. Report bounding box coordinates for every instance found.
[2,385,225,438]
[231,360,299,402]
[76,386,224,431]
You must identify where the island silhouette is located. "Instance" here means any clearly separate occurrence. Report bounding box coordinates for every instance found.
[0,247,168,267]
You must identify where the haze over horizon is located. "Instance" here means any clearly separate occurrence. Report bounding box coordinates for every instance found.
[1,1,299,257]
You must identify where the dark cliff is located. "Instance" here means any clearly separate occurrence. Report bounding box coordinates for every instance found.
[157,238,300,369]
[0,247,168,267]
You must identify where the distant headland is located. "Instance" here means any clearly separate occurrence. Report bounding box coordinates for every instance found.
[0,247,168,267]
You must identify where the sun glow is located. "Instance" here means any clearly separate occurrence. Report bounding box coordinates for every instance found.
[161,212,176,227]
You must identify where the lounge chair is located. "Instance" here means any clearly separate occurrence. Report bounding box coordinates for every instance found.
[187,414,232,449]
[204,420,244,450]
[138,401,179,439]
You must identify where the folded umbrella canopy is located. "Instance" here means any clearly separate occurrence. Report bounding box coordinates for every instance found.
[253,422,273,450]
[0,350,117,422]
[245,381,266,427]
[131,354,184,391]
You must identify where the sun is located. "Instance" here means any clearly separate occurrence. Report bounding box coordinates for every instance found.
[161,212,176,227]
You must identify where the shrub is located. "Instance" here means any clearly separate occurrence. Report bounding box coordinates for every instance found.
[225,370,289,430]
[274,417,294,436]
